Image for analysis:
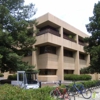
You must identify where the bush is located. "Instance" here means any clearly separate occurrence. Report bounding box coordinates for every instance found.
[0,80,11,84]
[7,74,17,80]
[66,80,99,91]
[64,74,92,81]
[0,84,54,100]
[0,73,4,77]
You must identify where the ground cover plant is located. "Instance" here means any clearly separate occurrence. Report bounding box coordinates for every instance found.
[0,84,54,100]
[0,80,99,100]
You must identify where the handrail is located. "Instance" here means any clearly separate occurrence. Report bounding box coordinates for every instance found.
[37,28,61,37]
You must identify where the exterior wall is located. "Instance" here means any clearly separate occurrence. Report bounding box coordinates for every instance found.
[37,53,58,69]
[3,72,14,79]
[22,56,32,65]
[38,75,58,82]
[79,59,86,69]
[64,57,75,70]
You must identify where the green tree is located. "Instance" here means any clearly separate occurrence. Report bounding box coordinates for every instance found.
[84,1,100,73]
[0,0,37,72]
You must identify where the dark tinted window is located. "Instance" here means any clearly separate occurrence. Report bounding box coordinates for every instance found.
[39,69,57,75]
[79,53,85,60]
[40,45,56,54]
[64,49,73,57]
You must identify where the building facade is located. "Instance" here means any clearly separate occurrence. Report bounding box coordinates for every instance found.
[23,13,90,82]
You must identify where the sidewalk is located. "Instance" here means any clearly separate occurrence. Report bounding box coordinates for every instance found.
[70,88,100,100]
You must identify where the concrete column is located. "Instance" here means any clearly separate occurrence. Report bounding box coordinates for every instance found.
[32,47,38,70]
[32,25,38,70]
[59,26,63,38]
[85,54,90,67]
[76,35,78,44]
[57,26,64,81]
[57,46,64,81]
[74,51,80,75]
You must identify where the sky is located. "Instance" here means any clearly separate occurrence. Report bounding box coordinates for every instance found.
[25,0,99,35]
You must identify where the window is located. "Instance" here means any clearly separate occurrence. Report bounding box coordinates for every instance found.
[37,25,60,37]
[79,53,85,60]
[64,49,73,57]
[40,45,56,54]
[40,25,58,32]
[64,70,74,74]
[39,69,57,75]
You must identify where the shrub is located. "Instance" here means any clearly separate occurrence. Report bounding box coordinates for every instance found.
[7,74,17,80]
[0,80,11,84]
[64,74,92,81]
[0,84,54,100]
[68,80,99,89]
[0,73,4,77]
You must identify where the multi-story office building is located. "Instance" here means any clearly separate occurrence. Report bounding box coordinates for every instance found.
[23,13,90,82]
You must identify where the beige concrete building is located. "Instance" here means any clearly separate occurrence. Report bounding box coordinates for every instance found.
[22,13,90,82]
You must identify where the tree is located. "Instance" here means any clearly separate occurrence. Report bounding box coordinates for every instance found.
[84,1,100,73]
[0,0,38,72]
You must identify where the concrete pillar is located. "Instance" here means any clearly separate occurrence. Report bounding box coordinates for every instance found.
[57,46,64,81]
[76,35,78,44]
[85,54,90,67]
[32,47,38,70]
[32,25,38,70]
[59,26,63,38]
[57,26,64,81]
[74,51,80,75]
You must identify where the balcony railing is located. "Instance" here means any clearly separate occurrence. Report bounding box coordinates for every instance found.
[78,42,86,46]
[36,28,61,37]
[63,34,76,43]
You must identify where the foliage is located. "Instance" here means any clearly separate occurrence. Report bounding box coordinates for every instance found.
[0,79,11,84]
[0,84,54,100]
[8,70,39,80]
[64,74,92,81]
[0,73,4,77]
[80,67,95,74]
[67,80,98,92]
[0,0,38,72]
[69,80,98,89]
[8,74,17,80]
[84,1,100,73]
[0,81,99,100]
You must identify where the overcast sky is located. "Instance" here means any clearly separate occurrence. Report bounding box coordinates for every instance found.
[25,0,99,35]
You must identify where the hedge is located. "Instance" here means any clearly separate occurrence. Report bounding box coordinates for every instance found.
[8,74,17,80]
[64,74,92,81]
[0,73,4,77]
[68,80,99,89]
[0,80,100,100]
[0,84,54,100]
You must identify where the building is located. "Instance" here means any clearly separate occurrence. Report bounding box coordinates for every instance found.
[23,13,90,82]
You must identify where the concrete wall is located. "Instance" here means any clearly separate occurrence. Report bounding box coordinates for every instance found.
[22,56,32,65]
[64,57,75,70]
[37,53,58,69]
[38,75,58,82]
[79,59,87,69]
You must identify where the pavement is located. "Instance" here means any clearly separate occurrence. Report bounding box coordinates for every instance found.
[70,88,100,100]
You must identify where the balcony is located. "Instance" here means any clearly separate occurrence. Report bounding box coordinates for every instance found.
[63,32,76,43]
[79,42,86,46]
[36,28,61,37]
